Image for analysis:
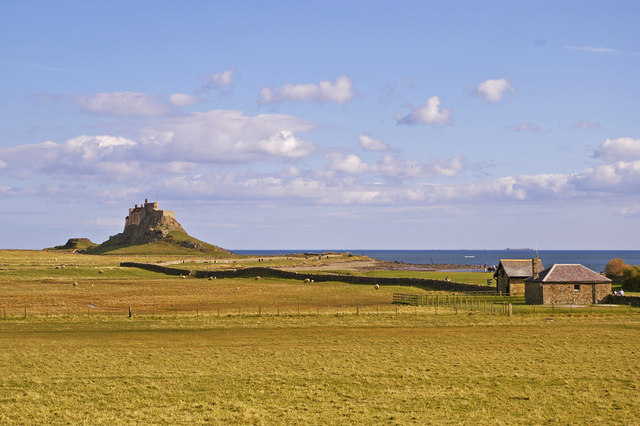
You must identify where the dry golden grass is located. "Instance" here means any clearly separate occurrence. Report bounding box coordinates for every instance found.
[1,314,639,424]
[2,249,639,424]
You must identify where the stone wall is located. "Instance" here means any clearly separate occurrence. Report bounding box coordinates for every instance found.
[509,278,526,296]
[603,294,640,306]
[496,271,509,294]
[121,263,493,293]
[524,281,543,304]
[540,282,611,305]
[120,262,191,276]
[496,272,525,295]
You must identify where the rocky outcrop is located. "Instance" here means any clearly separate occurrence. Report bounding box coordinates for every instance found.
[103,206,185,247]
[92,200,230,255]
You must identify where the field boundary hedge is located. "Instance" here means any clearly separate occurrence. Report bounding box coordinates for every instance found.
[120,262,492,293]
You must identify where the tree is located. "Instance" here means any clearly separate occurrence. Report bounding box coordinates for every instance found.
[604,258,628,281]
[622,265,640,291]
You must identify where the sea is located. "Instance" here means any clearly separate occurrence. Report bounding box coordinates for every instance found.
[232,249,640,273]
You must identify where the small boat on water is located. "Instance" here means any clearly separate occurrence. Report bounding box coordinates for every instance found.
[464,255,475,258]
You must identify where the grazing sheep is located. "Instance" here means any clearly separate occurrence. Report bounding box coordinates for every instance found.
[98,270,104,274]
[304,278,311,283]
[208,276,213,281]
[375,284,380,290]
[255,276,261,280]
[73,282,78,287]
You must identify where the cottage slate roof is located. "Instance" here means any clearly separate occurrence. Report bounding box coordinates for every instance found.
[497,259,544,278]
[526,264,611,284]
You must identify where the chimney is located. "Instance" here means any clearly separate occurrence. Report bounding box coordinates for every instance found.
[532,258,539,280]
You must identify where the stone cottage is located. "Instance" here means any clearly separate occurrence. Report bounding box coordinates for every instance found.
[494,259,544,295]
[524,263,612,305]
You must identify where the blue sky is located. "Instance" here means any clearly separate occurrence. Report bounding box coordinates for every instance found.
[1,0,639,250]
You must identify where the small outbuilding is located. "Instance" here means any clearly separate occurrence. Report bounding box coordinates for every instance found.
[494,258,544,295]
[524,263,611,305]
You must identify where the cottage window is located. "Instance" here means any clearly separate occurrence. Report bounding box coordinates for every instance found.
[573,284,580,291]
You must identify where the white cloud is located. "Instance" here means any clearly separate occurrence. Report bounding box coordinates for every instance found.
[0,111,316,180]
[395,96,452,125]
[169,93,201,107]
[572,160,640,192]
[256,130,315,158]
[475,78,516,103]
[431,155,464,177]
[326,153,370,174]
[564,46,620,54]
[620,205,640,218]
[595,137,640,161]
[140,110,316,162]
[260,76,355,104]
[358,134,388,151]
[211,69,234,86]
[0,135,140,177]
[198,69,235,93]
[575,120,600,129]
[325,153,464,179]
[506,123,541,132]
[77,92,171,116]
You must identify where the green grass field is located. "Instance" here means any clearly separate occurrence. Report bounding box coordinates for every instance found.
[1,250,639,424]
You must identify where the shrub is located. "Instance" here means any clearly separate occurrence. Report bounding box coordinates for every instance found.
[622,265,640,291]
[604,258,628,281]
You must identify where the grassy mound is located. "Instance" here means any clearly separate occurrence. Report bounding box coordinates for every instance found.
[45,238,98,252]
[87,231,231,256]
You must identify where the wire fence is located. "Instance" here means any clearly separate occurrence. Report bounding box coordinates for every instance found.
[392,292,639,315]
[1,299,636,320]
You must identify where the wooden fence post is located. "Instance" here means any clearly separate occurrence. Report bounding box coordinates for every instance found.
[128,306,132,318]
[508,303,512,316]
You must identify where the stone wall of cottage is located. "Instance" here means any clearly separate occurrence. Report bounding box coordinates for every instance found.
[524,281,543,304]
[509,278,526,296]
[496,270,527,296]
[540,283,611,305]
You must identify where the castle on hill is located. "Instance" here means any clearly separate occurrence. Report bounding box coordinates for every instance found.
[125,199,176,229]
[101,199,186,247]
[50,199,231,254]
